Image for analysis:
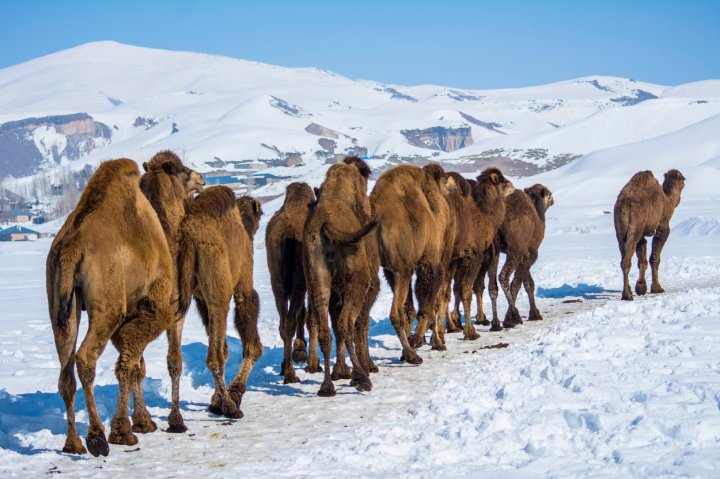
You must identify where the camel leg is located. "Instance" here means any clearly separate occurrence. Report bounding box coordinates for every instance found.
[635,238,648,296]
[330,286,352,381]
[619,237,636,301]
[385,269,422,364]
[165,314,187,432]
[403,280,416,339]
[75,308,120,457]
[447,263,463,332]
[109,292,172,447]
[278,291,299,384]
[204,296,242,419]
[53,298,86,454]
[460,260,481,341]
[304,300,322,373]
[523,253,542,321]
[129,356,157,433]
[474,260,489,327]
[487,249,502,331]
[228,288,262,412]
[650,226,669,294]
[411,263,441,350]
[292,304,308,363]
[500,255,522,328]
[337,286,371,392]
[356,277,379,374]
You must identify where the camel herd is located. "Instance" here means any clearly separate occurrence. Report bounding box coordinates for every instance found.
[46,151,684,456]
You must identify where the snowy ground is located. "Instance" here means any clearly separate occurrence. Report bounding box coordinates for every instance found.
[0,186,719,477]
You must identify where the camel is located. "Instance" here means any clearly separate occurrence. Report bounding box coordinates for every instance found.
[139,150,204,433]
[266,182,317,384]
[490,184,554,328]
[177,186,263,419]
[443,169,514,340]
[304,156,379,396]
[614,169,685,301]
[47,159,176,456]
[370,163,456,363]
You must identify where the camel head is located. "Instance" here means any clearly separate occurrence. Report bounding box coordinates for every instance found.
[477,167,514,197]
[662,169,685,206]
[143,150,205,199]
[447,172,471,197]
[524,184,554,214]
[237,196,263,237]
[422,163,456,195]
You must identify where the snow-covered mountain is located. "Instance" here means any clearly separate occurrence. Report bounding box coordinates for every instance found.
[1,41,719,185]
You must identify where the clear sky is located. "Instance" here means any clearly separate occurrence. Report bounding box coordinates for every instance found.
[1,0,718,89]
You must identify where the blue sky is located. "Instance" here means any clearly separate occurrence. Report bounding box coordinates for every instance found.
[1,0,718,89]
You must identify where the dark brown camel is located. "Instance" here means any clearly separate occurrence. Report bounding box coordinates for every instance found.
[177,186,263,419]
[47,159,176,456]
[304,156,379,396]
[266,182,317,384]
[139,150,204,433]
[370,163,456,363]
[491,184,554,328]
[614,169,685,300]
[443,169,514,339]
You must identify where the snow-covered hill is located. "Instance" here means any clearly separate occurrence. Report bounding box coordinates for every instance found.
[1,41,719,184]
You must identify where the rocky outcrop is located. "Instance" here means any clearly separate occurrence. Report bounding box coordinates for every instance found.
[305,123,339,139]
[400,126,473,152]
[0,113,111,178]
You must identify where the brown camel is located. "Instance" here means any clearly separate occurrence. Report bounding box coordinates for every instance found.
[490,184,554,328]
[266,182,317,384]
[237,195,263,237]
[614,169,685,301]
[304,156,379,396]
[47,159,176,456]
[177,186,263,419]
[370,163,456,363]
[139,150,204,433]
[443,169,514,339]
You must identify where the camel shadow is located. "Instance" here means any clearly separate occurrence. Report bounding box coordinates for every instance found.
[536,283,619,300]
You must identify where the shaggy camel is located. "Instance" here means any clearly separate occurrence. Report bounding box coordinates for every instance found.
[47,159,176,456]
[139,150,204,433]
[177,186,263,418]
[443,169,514,339]
[491,184,554,328]
[614,169,685,301]
[370,163,456,363]
[266,182,316,384]
[304,156,379,396]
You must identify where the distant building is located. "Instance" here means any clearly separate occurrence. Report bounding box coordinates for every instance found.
[0,208,34,224]
[250,173,289,187]
[0,225,46,242]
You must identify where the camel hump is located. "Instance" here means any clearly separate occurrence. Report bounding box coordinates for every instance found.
[342,156,371,179]
[188,185,237,218]
[284,182,315,206]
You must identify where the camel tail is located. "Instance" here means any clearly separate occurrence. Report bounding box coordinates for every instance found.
[177,229,197,317]
[614,203,631,244]
[326,219,379,246]
[47,243,81,334]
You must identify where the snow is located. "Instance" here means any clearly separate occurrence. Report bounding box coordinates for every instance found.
[1,42,719,477]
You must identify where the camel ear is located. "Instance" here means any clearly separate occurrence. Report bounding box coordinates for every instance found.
[253,199,262,217]
[143,162,149,172]
[161,160,180,176]
[490,172,499,184]
[314,187,321,199]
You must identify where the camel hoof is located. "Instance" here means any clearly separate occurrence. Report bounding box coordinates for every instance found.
[166,423,188,434]
[621,290,634,301]
[207,402,223,416]
[463,331,480,341]
[167,409,187,433]
[431,341,447,351]
[368,363,379,374]
[222,403,244,420]
[651,285,665,294]
[108,429,138,447]
[490,321,503,332]
[62,436,87,455]
[446,325,462,333]
[476,318,491,326]
[402,352,423,365]
[131,418,157,434]
[283,374,300,384]
[409,334,425,349]
[304,363,323,374]
[317,382,337,397]
[292,349,308,363]
[350,377,373,392]
[86,432,110,457]
[502,321,516,329]
[635,281,648,296]
[528,311,543,322]
[331,365,353,381]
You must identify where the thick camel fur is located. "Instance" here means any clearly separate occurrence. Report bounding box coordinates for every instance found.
[47,159,175,456]
[370,163,456,363]
[304,156,379,396]
[139,150,204,434]
[614,169,685,300]
[490,184,554,329]
[177,186,263,419]
[444,169,514,340]
[265,182,316,383]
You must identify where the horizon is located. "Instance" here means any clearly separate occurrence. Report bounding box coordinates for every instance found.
[1,1,719,90]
